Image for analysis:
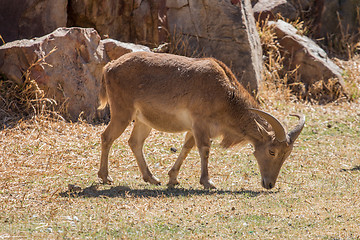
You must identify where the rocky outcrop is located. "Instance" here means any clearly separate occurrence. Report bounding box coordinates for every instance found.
[1,0,262,93]
[167,0,263,93]
[0,27,150,121]
[0,0,67,42]
[269,20,344,86]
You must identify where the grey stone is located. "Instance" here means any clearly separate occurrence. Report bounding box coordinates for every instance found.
[253,0,299,22]
[167,0,263,93]
[0,27,150,121]
[269,20,344,86]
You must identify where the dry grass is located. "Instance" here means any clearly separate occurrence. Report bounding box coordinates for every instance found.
[257,19,296,103]
[1,14,360,238]
[0,47,67,129]
[334,55,360,100]
[1,49,360,237]
[324,7,360,59]
[1,98,360,238]
[0,74,58,128]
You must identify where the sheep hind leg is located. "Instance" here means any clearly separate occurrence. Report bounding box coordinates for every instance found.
[192,124,216,190]
[167,132,195,187]
[128,120,160,185]
[98,113,132,184]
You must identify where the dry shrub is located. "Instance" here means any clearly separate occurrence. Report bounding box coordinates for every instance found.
[0,47,64,128]
[0,74,61,128]
[0,34,5,45]
[294,78,346,104]
[325,7,360,59]
[337,55,360,100]
[290,2,360,59]
[257,17,349,104]
[257,18,300,102]
[1,75,50,117]
[167,27,204,58]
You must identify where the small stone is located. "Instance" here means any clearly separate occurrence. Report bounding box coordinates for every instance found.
[68,184,82,192]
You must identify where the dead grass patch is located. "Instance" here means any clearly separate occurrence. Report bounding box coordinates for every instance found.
[1,100,359,238]
[1,51,360,237]
[0,47,68,128]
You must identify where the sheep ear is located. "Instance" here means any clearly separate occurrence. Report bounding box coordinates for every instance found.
[254,119,270,139]
[249,108,287,142]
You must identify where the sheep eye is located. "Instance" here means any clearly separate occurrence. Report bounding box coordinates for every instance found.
[269,150,275,156]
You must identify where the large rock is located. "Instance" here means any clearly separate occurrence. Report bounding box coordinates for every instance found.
[101,39,151,61]
[269,20,344,86]
[0,0,67,42]
[253,0,299,22]
[0,27,150,121]
[67,0,168,46]
[167,0,263,93]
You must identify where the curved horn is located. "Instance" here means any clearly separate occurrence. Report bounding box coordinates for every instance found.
[248,108,287,142]
[288,114,305,143]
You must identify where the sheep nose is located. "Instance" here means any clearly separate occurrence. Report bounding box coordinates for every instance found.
[262,179,274,189]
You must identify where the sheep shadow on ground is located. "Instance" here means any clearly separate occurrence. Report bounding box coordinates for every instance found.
[59,184,275,199]
[340,165,360,172]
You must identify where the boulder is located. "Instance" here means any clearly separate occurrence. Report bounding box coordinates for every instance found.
[269,20,344,86]
[253,0,299,22]
[101,39,151,61]
[0,27,150,121]
[167,0,263,93]
[0,0,67,42]
[67,0,168,46]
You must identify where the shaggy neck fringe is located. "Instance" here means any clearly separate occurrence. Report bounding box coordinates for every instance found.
[220,135,247,149]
